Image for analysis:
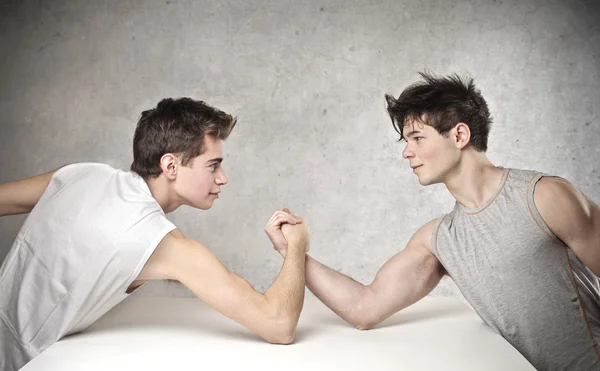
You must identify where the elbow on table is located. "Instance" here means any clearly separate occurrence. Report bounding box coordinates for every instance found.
[262,319,297,344]
[354,318,377,331]
[351,310,381,330]
[258,303,300,344]
[267,327,296,345]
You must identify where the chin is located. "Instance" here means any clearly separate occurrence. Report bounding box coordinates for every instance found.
[417,175,440,186]
[418,178,432,186]
[198,202,213,210]
[189,200,213,210]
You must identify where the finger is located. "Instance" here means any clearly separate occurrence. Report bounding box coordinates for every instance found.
[265,212,278,227]
[265,209,285,228]
[278,216,298,226]
[273,215,298,226]
[273,211,298,223]
[279,209,302,223]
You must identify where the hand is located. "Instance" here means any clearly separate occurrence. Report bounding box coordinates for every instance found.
[281,221,310,255]
[264,208,302,255]
[280,208,310,256]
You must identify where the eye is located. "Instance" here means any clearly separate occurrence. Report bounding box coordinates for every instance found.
[210,163,219,171]
[414,137,423,142]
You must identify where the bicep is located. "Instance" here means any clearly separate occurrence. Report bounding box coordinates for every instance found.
[178,243,268,318]
[364,221,445,325]
[534,177,600,276]
[151,232,277,337]
[368,244,444,317]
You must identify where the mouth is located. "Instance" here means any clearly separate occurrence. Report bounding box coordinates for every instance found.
[209,192,220,197]
[411,165,422,171]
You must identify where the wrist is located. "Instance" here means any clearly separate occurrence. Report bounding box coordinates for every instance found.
[274,243,287,257]
[287,238,308,252]
[275,242,288,251]
[285,242,307,257]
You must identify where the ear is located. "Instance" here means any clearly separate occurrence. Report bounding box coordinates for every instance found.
[159,153,179,180]
[454,123,471,150]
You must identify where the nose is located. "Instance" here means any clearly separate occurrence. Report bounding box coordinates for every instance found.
[216,168,228,186]
[402,143,414,159]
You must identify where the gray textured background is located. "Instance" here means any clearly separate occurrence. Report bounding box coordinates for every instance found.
[1,0,599,298]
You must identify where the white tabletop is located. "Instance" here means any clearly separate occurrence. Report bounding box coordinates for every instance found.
[22,292,535,370]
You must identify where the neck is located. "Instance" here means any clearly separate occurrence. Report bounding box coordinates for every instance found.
[145,175,181,213]
[443,151,503,209]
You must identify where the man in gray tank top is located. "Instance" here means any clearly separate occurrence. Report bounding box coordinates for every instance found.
[278,72,599,370]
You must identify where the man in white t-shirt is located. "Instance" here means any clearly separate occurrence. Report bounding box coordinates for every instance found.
[0,97,310,371]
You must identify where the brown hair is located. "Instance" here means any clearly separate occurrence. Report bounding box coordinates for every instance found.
[131,97,237,178]
[385,72,492,152]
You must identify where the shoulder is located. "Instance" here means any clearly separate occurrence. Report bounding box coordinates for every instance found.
[533,176,594,236]
[401,218,446,274]
[51,162,114,181]
[156,229,194,256]
[137,229,214,281]
[155,230,224,272]
[533,176,585,213]
[55,162,112,172]
[409,218,443,255]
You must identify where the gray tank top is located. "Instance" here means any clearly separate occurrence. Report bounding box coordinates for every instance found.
[432,167,600,371]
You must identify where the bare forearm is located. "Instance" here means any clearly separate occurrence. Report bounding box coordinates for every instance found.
[0,200,32,216]
[265,245,306,328]
[305,255,371,327]
[0,180,40,216]
[0,168,61,217]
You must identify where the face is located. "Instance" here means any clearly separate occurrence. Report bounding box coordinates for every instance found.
[402,120,461,186]
[173,135,228,210]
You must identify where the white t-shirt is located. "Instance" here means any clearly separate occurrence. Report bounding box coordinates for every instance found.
[0,163,176,370]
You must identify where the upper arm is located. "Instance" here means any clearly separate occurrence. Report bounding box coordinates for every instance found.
[139,230,286,343]
[534,176,600,276]
[0,166,64,216]
[362,219,445,327]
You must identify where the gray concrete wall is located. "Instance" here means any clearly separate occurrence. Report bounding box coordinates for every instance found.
[1,0,598,298]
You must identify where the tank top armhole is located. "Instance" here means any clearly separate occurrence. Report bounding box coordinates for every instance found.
[526,173,568,248]
[430,214,450,276]
[123,221,177,296]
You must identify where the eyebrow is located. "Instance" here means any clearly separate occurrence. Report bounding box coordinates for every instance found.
[207,157,223,164]
[405,130,422,138]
